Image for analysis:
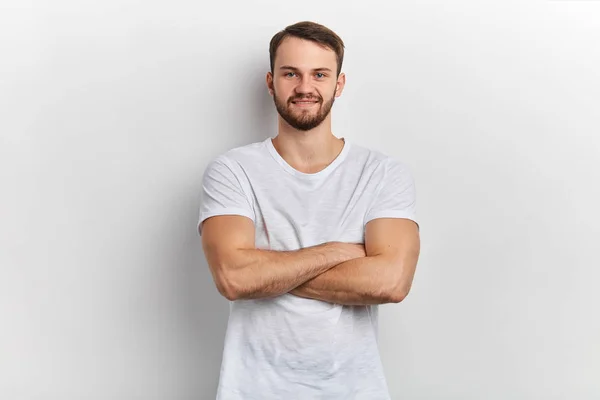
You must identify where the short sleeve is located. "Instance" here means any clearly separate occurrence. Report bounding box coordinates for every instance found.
[364,158,419,229]
[197,156,255,236]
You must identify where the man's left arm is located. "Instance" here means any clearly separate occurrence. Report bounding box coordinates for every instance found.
[289,218,420,305]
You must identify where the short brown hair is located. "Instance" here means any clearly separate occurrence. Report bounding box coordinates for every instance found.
[269,21,345,76]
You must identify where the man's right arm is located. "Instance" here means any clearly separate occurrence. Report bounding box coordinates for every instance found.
[200,215,365,301]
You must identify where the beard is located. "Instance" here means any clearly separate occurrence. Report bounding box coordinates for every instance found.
[272,89,335,131]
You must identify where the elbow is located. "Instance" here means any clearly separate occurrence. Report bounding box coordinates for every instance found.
[218,285,239,301]
[215,270,243,301]
[388,290,408,304]
[387,282,411,304]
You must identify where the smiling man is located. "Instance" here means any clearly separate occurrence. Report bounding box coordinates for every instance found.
[198,21,420,400]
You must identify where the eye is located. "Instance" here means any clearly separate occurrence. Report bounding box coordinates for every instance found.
[315,73,325,79]
[285,72,296,78]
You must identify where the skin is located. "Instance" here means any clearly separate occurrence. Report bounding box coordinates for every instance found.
[266,36,347,174]
[201,35,420,305]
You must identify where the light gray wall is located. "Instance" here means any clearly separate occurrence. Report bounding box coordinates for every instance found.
[1,1,598,399]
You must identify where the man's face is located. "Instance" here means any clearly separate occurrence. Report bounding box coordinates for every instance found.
[268,37,345,131]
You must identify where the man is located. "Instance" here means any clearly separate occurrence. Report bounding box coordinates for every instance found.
[198,21,420,400]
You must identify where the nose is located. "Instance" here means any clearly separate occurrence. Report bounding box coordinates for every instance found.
[296,74,313,94]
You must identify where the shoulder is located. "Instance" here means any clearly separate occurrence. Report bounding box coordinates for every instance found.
[347,140,414,179]
[206,139,268,172]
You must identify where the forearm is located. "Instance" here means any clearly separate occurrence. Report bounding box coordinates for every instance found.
[290,255,404,305]
[218,242,351,300]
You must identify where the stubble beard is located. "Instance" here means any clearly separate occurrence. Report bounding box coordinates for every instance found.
[273,89,335,131]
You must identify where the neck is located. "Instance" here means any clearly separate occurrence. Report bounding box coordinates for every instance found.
[272,116,345,174]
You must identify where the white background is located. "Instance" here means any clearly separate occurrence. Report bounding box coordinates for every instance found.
[1,0,599,399]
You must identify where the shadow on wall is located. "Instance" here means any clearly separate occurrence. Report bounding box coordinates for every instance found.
[245,62,278,143]
[171,60,276,396]
[222,60,277,147]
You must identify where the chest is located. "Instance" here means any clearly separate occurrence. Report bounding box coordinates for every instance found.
[249,172,378,250]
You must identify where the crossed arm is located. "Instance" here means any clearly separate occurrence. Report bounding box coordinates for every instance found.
[200,215,420,306]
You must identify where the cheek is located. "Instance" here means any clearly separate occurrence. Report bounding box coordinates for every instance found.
[274,84,293,100]
[315,82,336,96]
[275,78,294,90]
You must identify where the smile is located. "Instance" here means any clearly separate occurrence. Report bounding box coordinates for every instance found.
[292,101,319,107]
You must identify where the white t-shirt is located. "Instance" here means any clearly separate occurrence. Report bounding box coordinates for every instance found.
[198,136,418,400]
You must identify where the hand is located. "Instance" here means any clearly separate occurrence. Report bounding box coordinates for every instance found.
[336,242,367,262]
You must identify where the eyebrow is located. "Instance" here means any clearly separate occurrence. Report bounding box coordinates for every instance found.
[279,66,333,72]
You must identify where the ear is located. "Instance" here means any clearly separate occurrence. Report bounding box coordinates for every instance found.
[335,72,346,97]
[266,72,274,95]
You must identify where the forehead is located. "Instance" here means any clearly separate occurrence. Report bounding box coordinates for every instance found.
[274,36,337,71]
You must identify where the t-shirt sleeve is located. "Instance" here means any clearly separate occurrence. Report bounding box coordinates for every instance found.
[197,156,255,236]
[364,158,419,229]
